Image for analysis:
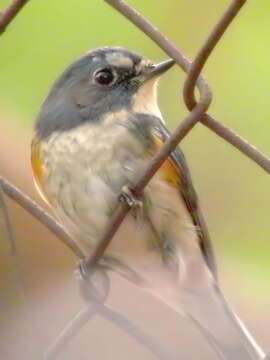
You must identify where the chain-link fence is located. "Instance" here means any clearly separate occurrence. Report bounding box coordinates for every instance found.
[0,0,270,359]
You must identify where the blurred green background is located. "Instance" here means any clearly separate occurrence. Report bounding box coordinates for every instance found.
[0,0,269,299]
[1,1,270,358]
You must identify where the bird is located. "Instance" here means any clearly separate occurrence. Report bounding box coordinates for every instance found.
[31,46,264,359]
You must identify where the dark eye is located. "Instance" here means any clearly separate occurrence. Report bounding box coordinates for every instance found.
[94,68,114,86]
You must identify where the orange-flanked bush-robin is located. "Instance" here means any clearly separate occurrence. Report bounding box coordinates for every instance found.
[31,47,263,359]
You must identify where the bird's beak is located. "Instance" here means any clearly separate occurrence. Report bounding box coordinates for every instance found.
[140,58,175,83]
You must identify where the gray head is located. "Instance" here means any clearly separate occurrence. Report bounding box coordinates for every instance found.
[35,47,174,138]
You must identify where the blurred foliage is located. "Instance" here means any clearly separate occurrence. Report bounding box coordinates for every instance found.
[0,0,269,297]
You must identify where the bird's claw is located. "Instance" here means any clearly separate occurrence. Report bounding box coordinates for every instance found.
[119,185,142,210]
[75,260,110,304]
[76,259,89,280]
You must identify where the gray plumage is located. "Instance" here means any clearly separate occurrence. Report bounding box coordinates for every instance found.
[35,47,143,138]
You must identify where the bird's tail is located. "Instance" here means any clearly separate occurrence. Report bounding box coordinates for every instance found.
[168,274,265,360]
[103,242,265,359]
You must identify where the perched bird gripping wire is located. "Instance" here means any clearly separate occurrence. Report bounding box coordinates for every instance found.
[31,47,264,360]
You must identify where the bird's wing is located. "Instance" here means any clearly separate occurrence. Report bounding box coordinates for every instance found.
[153,123,217,278]
[150,127,265,358]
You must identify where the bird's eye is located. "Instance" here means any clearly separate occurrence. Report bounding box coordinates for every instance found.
[94,68,114,86]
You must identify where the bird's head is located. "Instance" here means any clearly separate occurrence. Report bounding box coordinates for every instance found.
[35,47,174,138]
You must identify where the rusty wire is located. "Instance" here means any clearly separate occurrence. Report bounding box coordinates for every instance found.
[0,0,28,34]
[0,182,16,254]
[45,301,174,360]
[183,0,247,110]
[84,0,249,272]
[105,0,270,174]
[0,0,270,357]
[0,0,269,274]
[0,0,269,270]
[0,176,84,258]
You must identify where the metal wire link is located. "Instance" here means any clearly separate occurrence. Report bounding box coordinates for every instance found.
[0,0,270,359]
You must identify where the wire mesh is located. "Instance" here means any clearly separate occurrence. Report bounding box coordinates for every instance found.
[0,0,269,359]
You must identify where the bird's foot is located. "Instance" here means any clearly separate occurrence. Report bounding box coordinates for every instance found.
[119,185,143,210]
[119,185,143,220]
[75,260,110,304]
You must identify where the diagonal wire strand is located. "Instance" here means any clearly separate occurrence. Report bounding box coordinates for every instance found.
[105,0,270,174]
[0,181,16,255]
[83,0,246,272]
[0,183,42,358]
[0,0,29,34]
[0,176,84,259]
[45,301,175,360]
[0,1,269,359]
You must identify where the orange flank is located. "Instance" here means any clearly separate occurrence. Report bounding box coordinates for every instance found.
[31,138,43,182]
[152,133,181,187]
[31,138,50,205]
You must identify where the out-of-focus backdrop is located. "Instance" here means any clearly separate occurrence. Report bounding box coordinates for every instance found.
[0,0,269,359]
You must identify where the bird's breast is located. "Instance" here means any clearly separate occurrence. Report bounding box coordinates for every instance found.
[32,112,151,249]
[31,112,200,292]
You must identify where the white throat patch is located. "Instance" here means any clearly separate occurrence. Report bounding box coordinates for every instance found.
[131,79,165,124]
